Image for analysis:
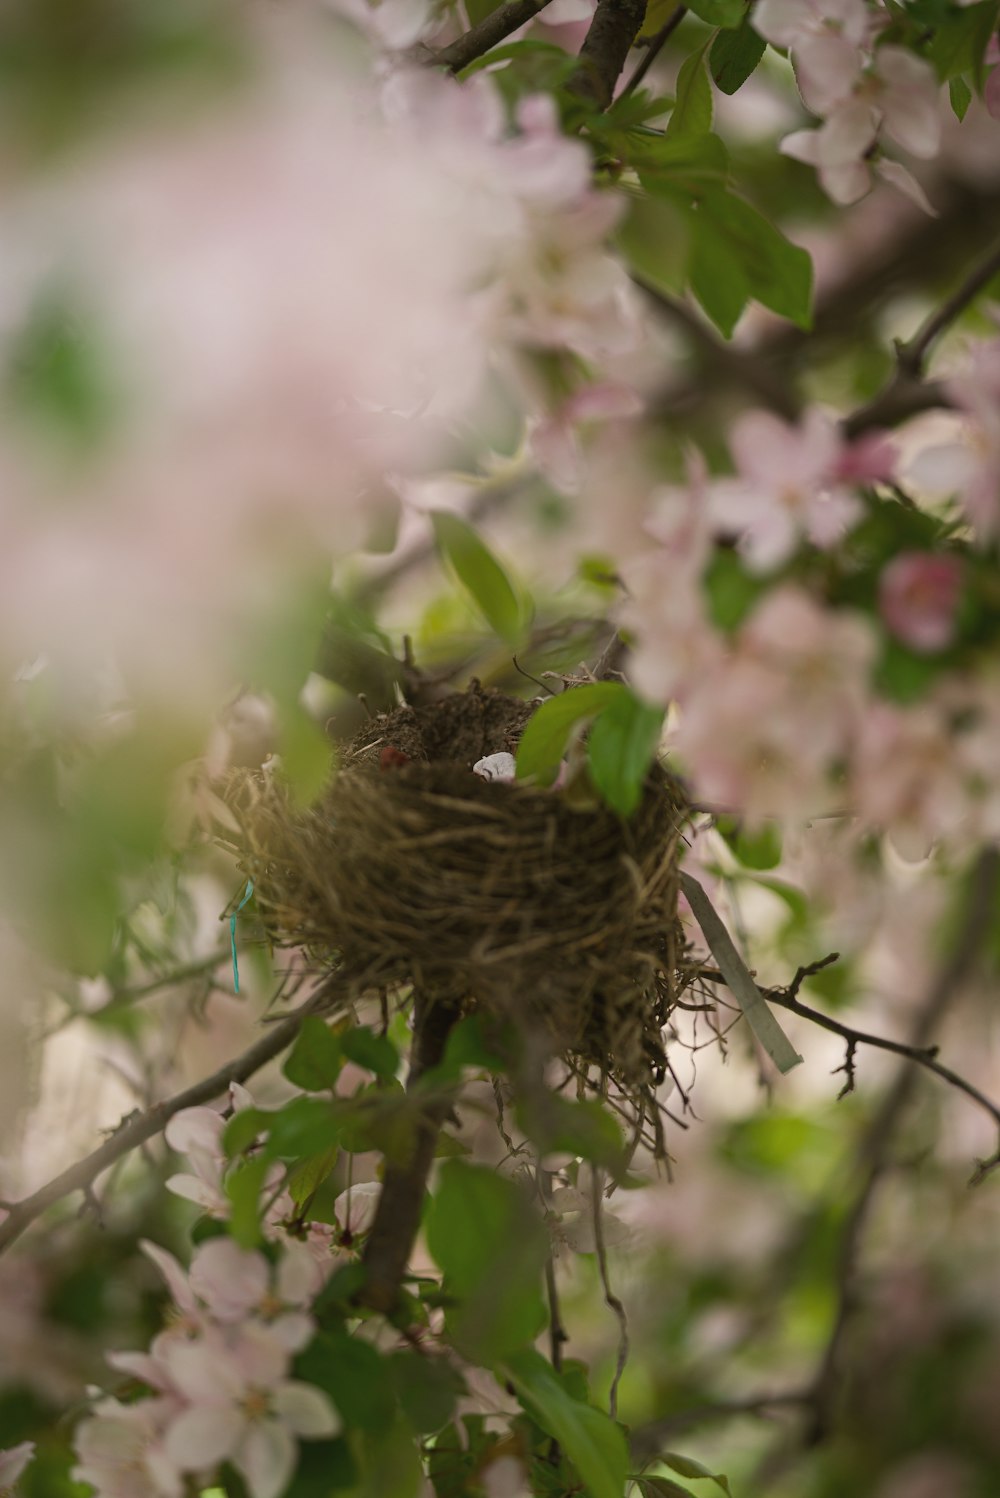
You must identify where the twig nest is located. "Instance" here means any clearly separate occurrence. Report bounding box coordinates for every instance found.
[227,682,690,1082]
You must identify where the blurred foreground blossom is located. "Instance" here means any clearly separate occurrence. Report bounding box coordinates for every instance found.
[0,1443,34,1495]
[879,552,963,652]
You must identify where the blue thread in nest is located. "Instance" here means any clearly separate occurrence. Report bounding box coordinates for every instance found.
[230,878,255,994]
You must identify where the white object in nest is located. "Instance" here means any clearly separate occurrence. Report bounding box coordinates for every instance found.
[473,752,517,783]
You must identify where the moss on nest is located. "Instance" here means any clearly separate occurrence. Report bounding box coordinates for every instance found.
[226,680,691,1086]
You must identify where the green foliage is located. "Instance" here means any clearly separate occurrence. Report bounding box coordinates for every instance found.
[690,190,813,335]
[285,1437,359,1496]
[586,691,665,817]
[341,1025,399,1082]
[390,1351,467,1434]
[686,0,746,23]
[515,681,625,783]
[224,1154,269,1248]
[710,14,766,94]
[425,1162,548,1363]
[717,816,783,870]
[5,288,116,447]
[502,1347,629,1498]
[666,40,713,139]
[430,510,528,644]
[518,1094,625,1167]
[919,0,999,89]
[703,548,768,631]
[284,1017,345,1092]
[295,1332,395,1432]
[657,1452,732,1495]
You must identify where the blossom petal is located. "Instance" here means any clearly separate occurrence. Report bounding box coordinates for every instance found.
[236,1419,296,1498]
[164,1405,244,1471]
[272,1381,341,1438]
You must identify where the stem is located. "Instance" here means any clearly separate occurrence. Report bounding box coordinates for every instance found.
[432,0,555,74]
[359,992,459,1313]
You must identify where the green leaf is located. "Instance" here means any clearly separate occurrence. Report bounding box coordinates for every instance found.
[390,1351,467,1434]
[637,1479,697,1498]
[225,1154,269,1248]
[661,1452,733,1495]
[502,1348,628,1498]
[287,1145,340,1214]
[518,1095,625,1167]
[616,194,691,301]
[425,1162,548,1363]
[515,682,626,784]
[264,1097,341,1161]
[294,1332,395,1432]
[285,1437,358,1496]
[346,1417,424,1498]
[464,0,498,24]
[284,1017,344,1092]
[949,72,973,119]
[687,0,745,25]
[431,510,525,644]
[223,1107,268,1158]
[586,691,665,818]
[924,1,999,87]
[720,819,782,871]
[703,545,768,631]
[696,191,813,331]
[689,208,749,337]
[710,15,766,93]
[630,128,730,186]
[666,40,714,139]
[341,1025,399,1082]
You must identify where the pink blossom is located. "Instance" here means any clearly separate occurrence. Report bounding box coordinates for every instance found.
[709,408,862,569]
[528,382,644,494]
[160,1322,339,1498]
[163,1083,255,1215]
[73,1396,184,1498]
[851,700,972,857]
[0,1443,34,1494]
[754,0,873,115]
[908,339,1000,538]
[879,552,963,653]
[333,1181,382,1240]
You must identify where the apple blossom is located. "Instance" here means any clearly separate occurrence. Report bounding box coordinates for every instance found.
[708,408,863,570]
[879,552,964,653]
[159,1321,339,1498]
[0,1443,34,1496]
[73,1396,184,1498]
[754,0,874,116]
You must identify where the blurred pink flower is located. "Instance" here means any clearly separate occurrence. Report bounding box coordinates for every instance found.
[528,382,643,493]
[160,1321,338,1498]
[754,0,872,114]
[0,1443,34,1494]
[709,408,862,570]
[879,552,963,652]
[333,1180,382,1240]
[851,700,972,857]
[163,1082,255,1215]
[907,338,1000,538]
[73,1396,184,1498]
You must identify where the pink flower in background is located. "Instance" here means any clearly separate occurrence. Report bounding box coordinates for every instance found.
[754,0,873,114]
[73,1397,184,1498]
[709,408,862,570]
[160,1321,339,1498]
[907,338,1000,538]
[851,700,972,858]
[163,1083,256,1215]
[0,1443,34,1494]
[528,381,643,493]
[879,552,963,652]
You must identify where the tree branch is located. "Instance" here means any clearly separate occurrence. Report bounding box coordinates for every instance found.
[568,0,648,112]
[0,994,326,1256]
[358,992,460,1313]
[802,847,1000,1445]
[431,0,555,74]
[621,3,686,97]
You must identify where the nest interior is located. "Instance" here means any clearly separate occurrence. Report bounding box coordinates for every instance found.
[228,681,691,1086]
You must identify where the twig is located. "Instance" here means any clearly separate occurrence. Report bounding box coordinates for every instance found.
[802,848,999,1446]
[765,986,1000,1158]
[591,1168,629,1421]
[0,992,327,1256]
[431,0,555,74]
[621,4,686,97]
[568,0,649,113]
[359,992,460,1313]
[630,1388,812,1460]
[77,950,230,1026]
[844,232,1000,437]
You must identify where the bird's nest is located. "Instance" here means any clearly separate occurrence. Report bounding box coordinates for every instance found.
[224,681,693,1095]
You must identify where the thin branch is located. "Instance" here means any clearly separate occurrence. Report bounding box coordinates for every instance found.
[897,233,1000,376]
[803,847,999,1446]
[568,0,649,113]
[80,949,229,1023]
[591,1168,629,1421]
[0,994,325,1256]
[765,985,1000,1163]
[844,232,1000,437]
[621,4,686,97]
[631,1388,812,1460]
[431,0,555,74]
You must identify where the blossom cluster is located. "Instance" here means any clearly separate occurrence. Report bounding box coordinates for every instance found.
[754,0,941,207]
